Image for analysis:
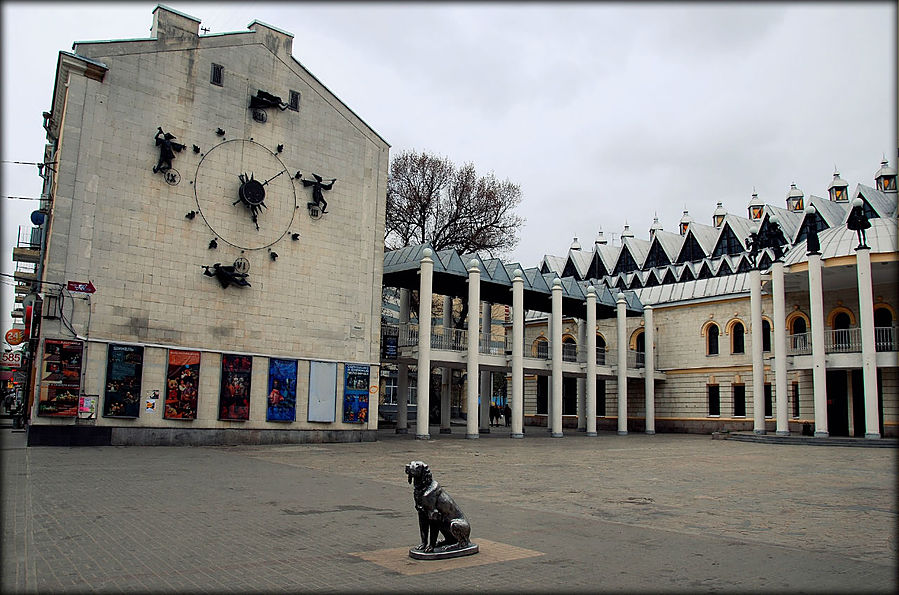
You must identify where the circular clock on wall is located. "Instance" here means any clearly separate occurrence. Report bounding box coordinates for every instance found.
[193,139,297,250]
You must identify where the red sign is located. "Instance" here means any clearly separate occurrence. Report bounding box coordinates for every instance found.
[1,351,22,368]
[67,281,96,293]
[5,329,25,345]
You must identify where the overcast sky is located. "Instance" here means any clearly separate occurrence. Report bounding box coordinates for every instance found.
[2,2,896,333]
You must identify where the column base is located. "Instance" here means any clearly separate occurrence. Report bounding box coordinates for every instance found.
[414,434,430,440]
[865,433,881,440]
[775,430,790,437]
[465,433,479,440]
[479,428,490,434]
[510,433,524,439]
[645,430,655,435]
[754,429,766,435]
[617,431,627,436]
[395,428,408,434]
[586,432,598,437]
[814,431,829,438]
[551,432,564,438]
[439,428,452,434]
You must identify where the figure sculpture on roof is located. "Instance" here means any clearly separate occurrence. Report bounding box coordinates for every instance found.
[846,198,871,250]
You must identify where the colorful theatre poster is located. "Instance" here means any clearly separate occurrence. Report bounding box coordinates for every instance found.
[38,339,83,417]
[342,364,370,424]
[267,358,297,422]
[164,350,200,420]
[102,344,144,418]
[220,354,252,421]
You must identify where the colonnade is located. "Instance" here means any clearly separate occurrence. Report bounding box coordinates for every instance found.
[396,249,657,439]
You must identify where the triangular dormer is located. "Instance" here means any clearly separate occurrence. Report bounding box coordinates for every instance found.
[562,256,582,280]
[697,260,714,280]
[679,263,696,282]
[675,230,706,264]
[643,269,660,287]
[587,251,609,280]
[612,244,639,276]
[661,267,678,285]
[711,223,744,257]
[643,236,672,269]
[735,255,752,273]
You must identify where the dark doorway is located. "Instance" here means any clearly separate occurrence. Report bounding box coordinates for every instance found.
[536,376,548,414]
[826,370,849,436]
[597,378,606,416]
[850,369,865,437]
[562,377,577,415]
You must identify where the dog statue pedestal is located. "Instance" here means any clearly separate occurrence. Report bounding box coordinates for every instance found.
[405,460,479,561]
[409,542,479,560]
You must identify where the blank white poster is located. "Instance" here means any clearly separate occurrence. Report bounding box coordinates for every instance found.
[307,361,337,422]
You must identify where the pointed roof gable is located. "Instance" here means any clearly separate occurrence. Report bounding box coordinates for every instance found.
[612,243,640,275]
[661,266,678,285]
[854,184,897,220]
[562,249,592,280]
[539,254,566,276]
[623,236,651,268]
[675,229,708,263]
[686,221,720,254]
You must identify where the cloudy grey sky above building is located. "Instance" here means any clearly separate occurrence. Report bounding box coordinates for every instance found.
[1,2,895,330]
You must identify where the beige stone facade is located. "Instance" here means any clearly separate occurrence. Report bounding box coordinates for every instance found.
[25,7,388,444]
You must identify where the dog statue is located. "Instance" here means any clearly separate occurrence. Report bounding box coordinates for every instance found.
[405,461,476,558]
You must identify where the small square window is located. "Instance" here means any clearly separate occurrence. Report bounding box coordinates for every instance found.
[210,63,224,86]
[289,90,300,111]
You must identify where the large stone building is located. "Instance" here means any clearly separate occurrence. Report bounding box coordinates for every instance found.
[13,6,389,445]
[381,163,897,439]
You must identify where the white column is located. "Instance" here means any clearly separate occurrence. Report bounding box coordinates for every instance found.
[616,294,628,435]
[750,267,765,435]
[772,261,789,436]
[415,249,434,440]
[480,302,491,432]
[644,305,655,435]
[808,253,828,437]
[577,318,587,431]
[440,295,452,434]
[466,259,481,439]
[586,286,598,437]
[856,247,881,439]
[551,278,564,437]
[397,288,410,434]
[511,270,525,438]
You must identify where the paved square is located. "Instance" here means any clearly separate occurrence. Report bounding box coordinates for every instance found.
[2,426,896,592]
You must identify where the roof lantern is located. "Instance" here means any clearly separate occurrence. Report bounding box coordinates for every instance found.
[679,209,693,236]
[595,229,607,246]
[712,201,727,228]
[875,157,897,193]
[570,237,582,251]
[827,168,849,202]
[748,189,765,220]
[649,214,664,238]
[786,183,804,212]
[621,223,634,239]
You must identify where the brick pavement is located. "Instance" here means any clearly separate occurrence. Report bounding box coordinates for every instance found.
[1,426,896,593]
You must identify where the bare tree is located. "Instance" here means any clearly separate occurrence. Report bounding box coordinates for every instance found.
[385,150,524,328]
[385,149,524,257]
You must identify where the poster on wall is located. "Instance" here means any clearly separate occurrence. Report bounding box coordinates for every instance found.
[307,361,337,422]
[267,358,297,422]
[342,364,370,424]
[164,350,200,420]
[37,339,83,417]
[219,354,252,421]
[102,344,144,418]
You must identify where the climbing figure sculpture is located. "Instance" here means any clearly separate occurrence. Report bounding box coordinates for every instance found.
[302,173,336,214]
[153,127,185,174]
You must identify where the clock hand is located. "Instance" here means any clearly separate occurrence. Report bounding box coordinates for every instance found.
[262,170,285,186]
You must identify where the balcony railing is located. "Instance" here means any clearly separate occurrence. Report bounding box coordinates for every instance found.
[480,333,506,355]
[627,349,645,369]
[786,327,898,355]
[562,343,578,362]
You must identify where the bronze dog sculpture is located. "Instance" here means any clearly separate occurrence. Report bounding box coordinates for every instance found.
[405,461,477,558]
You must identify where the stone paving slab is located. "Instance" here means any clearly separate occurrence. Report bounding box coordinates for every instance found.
[2,426,896,593]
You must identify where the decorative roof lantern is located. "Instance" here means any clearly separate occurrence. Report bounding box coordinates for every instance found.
[649,214,664,239]
[712,201,727,228]
[595,229,608,246]
[786,183,804,212]
[827,168,849,202]
[874,157,897,193]
[570,237,582,251]
[621,223,634,239]
[679,209,693,236]
[748,189,765,220]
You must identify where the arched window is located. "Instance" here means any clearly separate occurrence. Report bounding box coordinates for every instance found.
[596,334,607,365]
[762,319,771,352]
[633,329,645,367]
[707,324,719,356]
[832,311,852,352]
[533,337,549,359]
[874,307,894,352]
[791,317,807,335]
[562,335,577,362]
[731,321,745,354]
[789,316,808,352]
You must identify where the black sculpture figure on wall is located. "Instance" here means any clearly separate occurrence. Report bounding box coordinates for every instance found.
[152,127,185,173]
[746,231,760,268]
[249,90,288,111]
[762,216,785,262]
[804,207,821,256]
[303,173,336,214]
[405,461,478,560]
[846,198,871,249]
[202,262,250,289]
